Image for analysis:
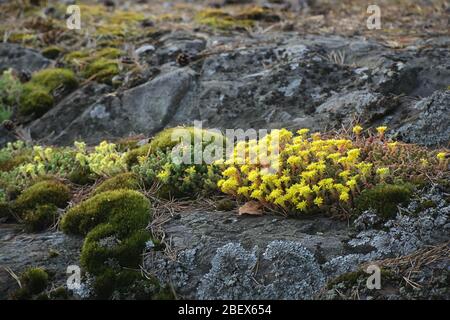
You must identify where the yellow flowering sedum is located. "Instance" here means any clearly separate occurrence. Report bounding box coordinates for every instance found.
[437,152,446,161]
[352,125,363,135]
[376,126,388,136]
[76,141,127,177]
[376,167,390,179]
[217,129,385,213]
[215,124,445,215]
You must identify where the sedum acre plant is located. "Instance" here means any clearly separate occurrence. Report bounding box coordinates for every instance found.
[135,149,221,198]
[74,141,127,177]
[218,128,370,213]
[217,127,447,215]
[133,126,226,198]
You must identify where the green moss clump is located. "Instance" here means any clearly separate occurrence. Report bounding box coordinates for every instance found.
[92,268,170,300]
[124,144,150,168]
[0,68,22,121]
[41,46,64,59]
[63,48,124,84]
[10,287,32,300]
[8,33,36,44]
[64,47,122,64]
[68,166,93,185]
[116,136,141,152]
[326,269,367,289]
[81,223,150,275]
[0,152,31,172]
[148,126,225,155]
[23,204,58,232]
[14,180,70,216]
[60,189,150,236]
[235,6,280,22]
[355,183,414,220]
[30,68,78,92]
[93,173,141,195]
[216,198,236,211]
[195,6,279,31]
[19,68,78,117]
[95,47,124,59]
[35,293,50,300]
[83,58,119,84]
[49,287,69,300]
[20,267,49,295]
[195,8,254,30]
[92,268,117,299]
[63,186,154,298]
[64,50,90,63]
[92,269,135,299]
[148,127,186,154]
[19,83,54,116]
[153,285,175,300]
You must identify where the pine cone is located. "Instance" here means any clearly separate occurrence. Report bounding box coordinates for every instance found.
[2,120,15,132]
[176,53,190,67]
[16,70,31,83]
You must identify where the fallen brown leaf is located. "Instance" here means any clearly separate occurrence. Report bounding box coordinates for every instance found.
[238,201,263,216]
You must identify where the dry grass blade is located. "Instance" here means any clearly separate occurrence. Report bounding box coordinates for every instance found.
[4,267,21,288]
[319,50,347,66]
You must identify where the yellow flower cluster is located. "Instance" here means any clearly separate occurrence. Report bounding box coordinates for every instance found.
[75,141,126,177]
[437,152,447,162]
[352,125,363,135]
[376,126,388,136]
[17,146,46,178]
[218,128,384,213]
[17,145,68,178]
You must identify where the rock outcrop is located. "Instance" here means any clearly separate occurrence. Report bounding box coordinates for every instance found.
[0,43,51,74]
[143,187,449,299]
[23,35,450,147]
[0,225,82,299]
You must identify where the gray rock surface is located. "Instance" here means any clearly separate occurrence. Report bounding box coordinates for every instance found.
[30,68,196,145]
[27,83,111,144]
[0,127,16,148]
[144,211,348,299]
[23,34,450,146]
[144,187,450,299]
[324,187,450,277]
[394,90,450,147]
[0,224,82,299]
[0,43,51,74]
